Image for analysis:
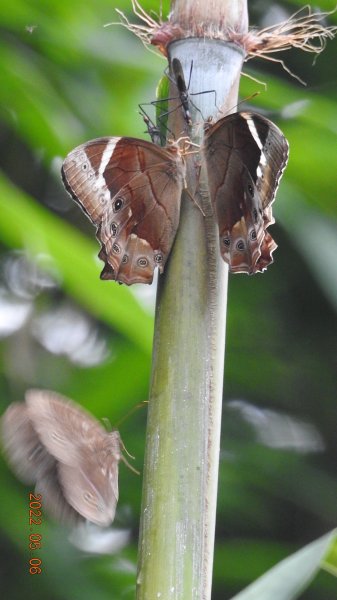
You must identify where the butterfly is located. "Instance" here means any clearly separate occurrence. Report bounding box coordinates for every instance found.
[1,390,124,526]
[61,111,288,283]
[204,111,289,273]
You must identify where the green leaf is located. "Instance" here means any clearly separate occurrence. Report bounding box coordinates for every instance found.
[231,530,337,600]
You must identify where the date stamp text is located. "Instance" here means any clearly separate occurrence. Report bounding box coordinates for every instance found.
[28,492,42,574]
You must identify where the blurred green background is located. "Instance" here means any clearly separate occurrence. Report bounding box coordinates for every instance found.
[0,0,336,598]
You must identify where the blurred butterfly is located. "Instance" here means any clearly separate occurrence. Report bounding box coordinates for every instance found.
[1,390,129,527]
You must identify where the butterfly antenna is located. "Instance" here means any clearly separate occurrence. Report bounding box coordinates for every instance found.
[219,92,261,117]
[238,91,261,108]
[113,401,148,430]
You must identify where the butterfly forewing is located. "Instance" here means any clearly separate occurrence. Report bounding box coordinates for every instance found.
[204,112,289,274]
[62,137,185,285]
[25,389,102,464]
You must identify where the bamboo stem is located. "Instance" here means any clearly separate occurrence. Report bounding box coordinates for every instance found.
[136,3,247,599]
[170,0,248,34]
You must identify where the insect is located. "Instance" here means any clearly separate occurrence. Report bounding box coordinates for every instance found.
[141,59,217,132]
[1,390,131,526]
[62,103,288,281]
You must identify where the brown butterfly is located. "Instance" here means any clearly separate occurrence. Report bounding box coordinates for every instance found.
[1,390,124,527]
[204,111,289,273]
[61,112,288,283]
[62,138,186,285]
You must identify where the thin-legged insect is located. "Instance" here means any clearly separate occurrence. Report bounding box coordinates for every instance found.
[140,59,218,133]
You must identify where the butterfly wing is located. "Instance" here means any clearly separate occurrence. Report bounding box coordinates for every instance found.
[58,431,121,526]
[25,389,104,465]
[204,112,288,273]
[26,390,122,526]
[35,463,81,525]
[1,402,55,483]
[62,137,185,285]
[2,391,122,527]
[1,400,80,524]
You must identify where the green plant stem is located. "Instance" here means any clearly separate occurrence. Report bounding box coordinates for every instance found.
[137,27,246,600]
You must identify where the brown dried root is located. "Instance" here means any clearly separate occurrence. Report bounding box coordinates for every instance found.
[105,0,172,56]
[240,5,337,84]
[110,2,336,84]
